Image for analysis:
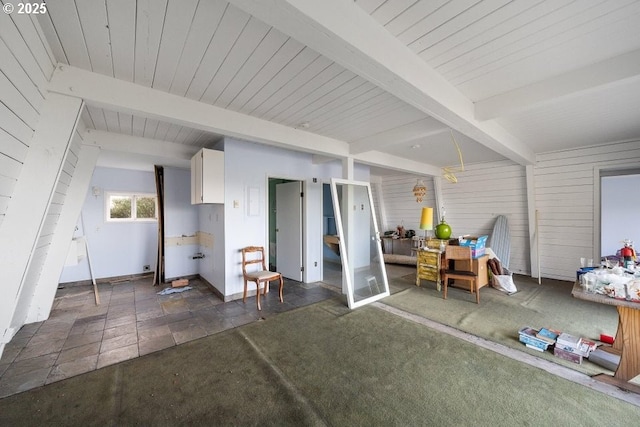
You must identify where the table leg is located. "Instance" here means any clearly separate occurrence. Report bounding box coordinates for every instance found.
[613,306,640,382]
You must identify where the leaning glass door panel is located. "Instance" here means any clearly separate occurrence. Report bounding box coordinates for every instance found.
[330,178,389,309]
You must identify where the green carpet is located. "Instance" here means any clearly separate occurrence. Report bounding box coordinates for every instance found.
[383,274,619,376]
[1,298,638,426]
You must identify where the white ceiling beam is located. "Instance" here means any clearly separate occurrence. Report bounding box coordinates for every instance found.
[48,65,351,159]
[475,49,640,121]
[349,117,448,155]
[228,0,535,165]
[354,150,442,177]
[83,129,200,160]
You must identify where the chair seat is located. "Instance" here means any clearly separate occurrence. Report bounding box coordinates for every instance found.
[443,269,477,277]
[245,270,281,281]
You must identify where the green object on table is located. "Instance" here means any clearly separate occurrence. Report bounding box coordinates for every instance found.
[435,219,451,239]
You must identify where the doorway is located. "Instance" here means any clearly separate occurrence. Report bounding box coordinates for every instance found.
[600,170,640,259]
[268,178,303,281]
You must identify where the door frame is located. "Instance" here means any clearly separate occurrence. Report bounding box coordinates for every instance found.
[267,175,303,278]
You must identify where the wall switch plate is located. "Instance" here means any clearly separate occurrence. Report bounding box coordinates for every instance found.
[233,200,239,208]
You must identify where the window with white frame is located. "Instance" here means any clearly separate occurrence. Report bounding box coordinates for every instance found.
[106,192,157,222]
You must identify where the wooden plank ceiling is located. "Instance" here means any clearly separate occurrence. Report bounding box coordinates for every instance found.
[36,0,640,170]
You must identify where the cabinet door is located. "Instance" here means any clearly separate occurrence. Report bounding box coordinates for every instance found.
[201,149,224,203]
[191,152,203,204]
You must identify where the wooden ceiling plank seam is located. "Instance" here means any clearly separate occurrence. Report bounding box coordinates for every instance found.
[215,28,292,109]
[232,41,314,113]
[33,0,91,69]
[337,103,428,142]
[258,61,344,120]
[317,93,404,135]
[151,0,200,92]
[0,38,45,114]
[322,98,414,139]
[173,126,192,145]
[400,0,483,47]
[0,73,39,130]
[118,112,133,135]
[448,0,640,86]
[349,117,448,154]
[105,0,136,81]
[134,0,168,87]
[155,121,172,141]
[86,105,108,131]
[80,108,95,131]
[200,17,271,105]
[279,75,368,127]
[269,69,358,124]
[168,0,227,97]
[225,36,307,111]
[435,0,603,77]
[425,0,571,69]
[102,109,120,134]
[164,123,182,143]
[35,13,68,67]
[132,116,146,138]
[418,0,544,67]
[75,0,112,76]
[310,86,387,132]
[1,8,60,90]
[29,14,56,66]
[311,90,398,135]
[474,48,640,120]
[143,118,159,139]
[242,50,328,116]
[355,0,388,16]
[384,0,449,38]
[184,5,250,101]
[370,0,419,27]
[293,80,379,131]
[8,9,55,79]
[408,0,511,56]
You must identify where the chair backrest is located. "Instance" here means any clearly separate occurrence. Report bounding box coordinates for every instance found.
[445,245,472,263]
[241,246,267,276]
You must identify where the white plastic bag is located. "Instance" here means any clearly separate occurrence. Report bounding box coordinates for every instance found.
[491,266,517,294]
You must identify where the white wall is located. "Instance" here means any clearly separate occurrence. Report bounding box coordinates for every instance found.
[164,167,199,280]
[197,203,225,294]
[375,174,437,233]
[535,141,640,280]
[59,167,158,282]
[221,138,369,299]
[601,174,640,257]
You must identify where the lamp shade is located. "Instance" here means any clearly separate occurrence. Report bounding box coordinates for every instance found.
[419,207,433,231]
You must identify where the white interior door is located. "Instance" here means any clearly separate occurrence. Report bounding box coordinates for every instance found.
[276,181,303,281]
[330,178,389,309]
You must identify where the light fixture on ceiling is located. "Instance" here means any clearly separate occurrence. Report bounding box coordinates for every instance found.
[412,179,427,203]
[442,129,465,183]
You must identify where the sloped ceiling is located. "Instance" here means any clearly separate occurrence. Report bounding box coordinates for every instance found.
[38,0,640,174]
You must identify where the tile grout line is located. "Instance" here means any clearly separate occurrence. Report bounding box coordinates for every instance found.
[373,301,640,408]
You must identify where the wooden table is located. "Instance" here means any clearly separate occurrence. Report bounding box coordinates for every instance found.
[572,281,640,393]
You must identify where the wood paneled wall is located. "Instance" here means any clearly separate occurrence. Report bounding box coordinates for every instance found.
[0,13,55,228]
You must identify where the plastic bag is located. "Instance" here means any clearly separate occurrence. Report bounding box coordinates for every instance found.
[492,274,517,294]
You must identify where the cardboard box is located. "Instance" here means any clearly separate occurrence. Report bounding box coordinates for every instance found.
[554,346,583,364]
[518,327,550,351]
[172,278,189,288]
[459,235,488,259]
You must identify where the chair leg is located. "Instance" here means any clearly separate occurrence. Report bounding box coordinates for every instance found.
[442,275,448,300]
[278,275,284,303]
[243,279,248,303]
[475,282,480,304]
[255,281,262,310]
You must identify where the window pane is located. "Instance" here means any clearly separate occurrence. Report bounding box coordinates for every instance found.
[110,196,132,219]
[136,197,156,219]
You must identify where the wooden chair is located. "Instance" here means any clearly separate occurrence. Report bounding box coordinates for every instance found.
[241,246,284,310]
[442,245,480,304]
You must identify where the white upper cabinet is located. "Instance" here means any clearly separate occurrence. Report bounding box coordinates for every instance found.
[191,148,224,204]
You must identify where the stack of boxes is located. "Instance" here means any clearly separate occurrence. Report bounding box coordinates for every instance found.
[518,327,597,364]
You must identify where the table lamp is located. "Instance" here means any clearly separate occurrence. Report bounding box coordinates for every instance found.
[419,207,433,244]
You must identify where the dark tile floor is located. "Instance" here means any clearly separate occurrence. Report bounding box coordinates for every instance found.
[0,276,339,398]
